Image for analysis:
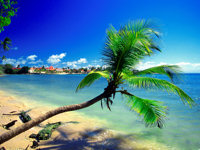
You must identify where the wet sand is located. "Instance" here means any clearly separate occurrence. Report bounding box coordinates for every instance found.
[0,90,169,150]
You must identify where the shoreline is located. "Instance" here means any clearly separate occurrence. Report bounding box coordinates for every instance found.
[0,90,169,150]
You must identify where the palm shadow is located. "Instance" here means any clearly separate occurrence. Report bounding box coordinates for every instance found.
[36,128,137,150]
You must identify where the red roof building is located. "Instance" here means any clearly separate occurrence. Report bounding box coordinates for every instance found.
[46,66,55,71]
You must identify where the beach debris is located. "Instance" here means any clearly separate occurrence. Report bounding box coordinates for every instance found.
[9,111,17,113]
[2,120,17,130]
[2,112,19,115]
[3,109,32,123]
[66,121,79,124]
[30,141,39,149]
[19,111,32,123]
[0,147,6,150]
[2,110,32,123]
[29,122,61,141]
[24,145,29,150]
[3,110,25,115]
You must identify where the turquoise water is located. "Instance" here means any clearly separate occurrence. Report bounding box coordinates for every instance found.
[0,74,200,149]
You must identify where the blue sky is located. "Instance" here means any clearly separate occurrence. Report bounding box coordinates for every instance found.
[1,0,200,72]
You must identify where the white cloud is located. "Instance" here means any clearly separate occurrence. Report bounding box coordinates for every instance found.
[66,62,77,68]
[136,61,200,73]
[27,55,37,61]
[92,59,102,64]
[47,53,66,64]
[175,62,200,72]
[12,47,18,50]
[2,58,16,65]
[102,65,108,69]
[77,58,87,64]
[2,57,27,66]
[28,59,43,64]
[82,64,103,69]
[17,59,26,65]
[63,58,87,68]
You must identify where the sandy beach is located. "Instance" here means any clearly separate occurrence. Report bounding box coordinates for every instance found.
[0,90,169,150]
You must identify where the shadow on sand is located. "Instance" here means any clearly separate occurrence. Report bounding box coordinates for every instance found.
[36,127,147,150]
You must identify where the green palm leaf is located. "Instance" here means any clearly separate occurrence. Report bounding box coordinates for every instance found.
[124,76,194,106]
[134,65,181,81]
[125,94,167,128]
[76,70,110,92]
[103,20,161,73]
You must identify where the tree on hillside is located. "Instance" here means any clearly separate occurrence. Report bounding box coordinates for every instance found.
[0,64,3,74]
[17,66,29,74]
[17,64,20,68]
[3,63,13,74]
[0,20,194,144]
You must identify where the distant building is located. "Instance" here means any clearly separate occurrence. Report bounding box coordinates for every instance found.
[12,68,21,70]
[56,68,63,72]
[87,70,91,73]
[46,66,55,71]
[29,67,35,73]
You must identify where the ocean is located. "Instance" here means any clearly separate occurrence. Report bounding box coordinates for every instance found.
[0,74,199,150]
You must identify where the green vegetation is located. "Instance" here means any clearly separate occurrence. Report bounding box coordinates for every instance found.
[0,64,29,74]
[19,111,32,123]
[0,65,3,74]
[0,0,18,67]
[30,122,61,141]
[76,20,194,128]
[0,0,18,33]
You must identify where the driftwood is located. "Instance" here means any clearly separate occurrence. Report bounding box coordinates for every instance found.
[9,111,17,114]
[24,145,29,150]
[2,113,20,116]
[3,110,32,123]
[2,120,17,130]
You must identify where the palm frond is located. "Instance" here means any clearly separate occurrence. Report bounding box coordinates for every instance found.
[102,20,161,73]
[135,65,181,81]
[2,37,12,51]
[124,94,167,128]
[124,76,194,106]
[1,56,6,60]
[76,70,110,92]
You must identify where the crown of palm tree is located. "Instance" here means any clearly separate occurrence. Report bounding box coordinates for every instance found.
[76,20,194,128]
[0,37,11,60]
[1,37,11,51]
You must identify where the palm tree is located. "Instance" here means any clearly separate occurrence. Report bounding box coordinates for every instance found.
[76,20,194,128]
[1,37,11,51]
[0,20,194,144]
[0,37,12,60]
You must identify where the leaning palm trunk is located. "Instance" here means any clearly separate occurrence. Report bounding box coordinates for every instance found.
[0,92,105,145]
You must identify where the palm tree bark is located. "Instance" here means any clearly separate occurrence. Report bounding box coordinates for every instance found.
[0,92,105,145]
